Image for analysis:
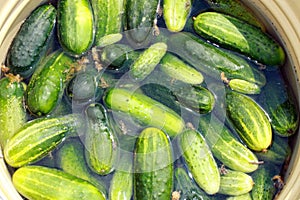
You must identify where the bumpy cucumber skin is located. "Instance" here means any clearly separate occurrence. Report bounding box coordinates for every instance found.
[160,53,204,84]
[6,4,57,78]
[130,42,167,81]
[219,170,254,196]
[4,114,80,168]
[84,103,118,175]
[13,166,106,200]
[104,88,185,137]
[198,114,259,173]
[193,12,285,66]
[90,0,125,46]
[226,91,272,151]
[26,50,74,116]
[168,32,266,86]
[57,0,94,56]
[163,0,192,32]
[134,127,173,200]
[0,76,27,148]
[179,129,220,195]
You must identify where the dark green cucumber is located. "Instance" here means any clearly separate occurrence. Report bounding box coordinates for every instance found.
[104,88,185,137]
[6,4,57,78]
[125,0,159,45]
[130,42,167,81]
[218,170,254,196]
[84,103,118,175]
[26,50,75,116]
[4,114,80,168]
[193,12,285,66]
[13,165,106,200]
[174,167,211,200]
[226,91,272,151]
[178,129,220,195]
[168,32,266,87]
[55,138,107,196]
[57,0,94,56]
[134,127,173,200]
[198,114,259,173]
[163,0,192,32]
[0,74,27,148]
[90,0,125,46]
[160,53,204,84]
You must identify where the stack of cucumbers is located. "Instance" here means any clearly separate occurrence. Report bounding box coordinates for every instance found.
[1,0,299,199]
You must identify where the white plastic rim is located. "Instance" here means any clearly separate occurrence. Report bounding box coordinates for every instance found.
[0,0,300,199]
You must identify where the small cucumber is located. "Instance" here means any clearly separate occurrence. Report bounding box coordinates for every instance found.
[0,74,27,148]
[160,53,204,85]
[163,0,192,32]
[225,78,261,95]
[198,114,259,173]
[84,103,118,175]
[218,170,254,196]
[13,165,106,200]
[193,12,285,66]
[4,114,80,168]
[6,4,57,78]
[178,129,220,195]
[57,0,94,56]
[26,50,75,116]
[134,127,173,200]
[104,88,185,137]
[226,193,252,200]
[130,42,167,81]
[226,91,272,151]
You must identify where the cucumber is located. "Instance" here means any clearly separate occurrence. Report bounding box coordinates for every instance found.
[225,91,272,151]
[224,77,261,95]
[163,0,192,32]
[178,129,220,195]
[12,165,106,200]
[0,74,27,148]
[4,114,80,168]
[168,32,266,87]
[57,0,94,56]
[193,12,285,66]
[26,50,75,116]
[130,42,167,81]
[90,0,125,46]
[160,53,204,85]
[104,88,185,137]
[6,4,56,78]
[84,103,118,175]
[226,193,252,200]
[95,33,123,48]
[198,114,259,173]
[218,170,254,196]
[55,138,107,196]
[134,127,173,200]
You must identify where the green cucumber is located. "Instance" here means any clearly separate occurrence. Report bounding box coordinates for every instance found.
[168,32,266,87]
[130,42,167,81]
[227,79,261,95]
[6,4,57,78]
[163,0,192,32]
[13,165,105,200]
[57,0,94,56]
[193,12,285,66]
[218,170,254,196]
[84,103,118,175]
[160,53,204,84]
[104,88,185,137]
[4,114,80,168]
[226,193,252,200]
[178,129,220,195]
[95,33,123,48]
[55,138,107,196]
[198,114,259,173]
[26,50,75,116]
[134,127,173,200]
[0,74,27,148]
[226,91,272,151]
[90,0,125,46]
